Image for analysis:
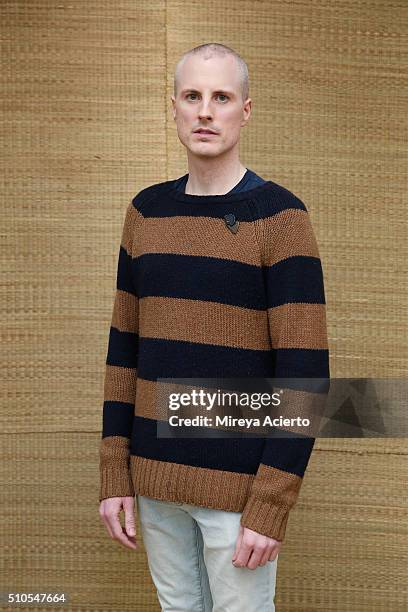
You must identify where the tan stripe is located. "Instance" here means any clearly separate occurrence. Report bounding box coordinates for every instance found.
[122,202,143,255]
[136,379,266,422]
[268,302,328,349]
[130,455,255,511]
[244,462,301,507]
[253,208,320,266]
[135,378,158,418]
[104,364,137,404]
[136,379,234,421]
[139,296,270,350]
[111,290,138,332]
[129,209,320,269]
[132,215,263,266]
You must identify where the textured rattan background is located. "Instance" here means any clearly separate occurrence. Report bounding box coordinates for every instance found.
[1,0,407,610]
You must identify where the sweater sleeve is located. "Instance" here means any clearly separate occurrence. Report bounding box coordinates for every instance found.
[99,200,139,501]
[240,195,330,541]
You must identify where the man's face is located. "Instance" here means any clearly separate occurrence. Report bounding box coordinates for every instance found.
[171,54,251,159]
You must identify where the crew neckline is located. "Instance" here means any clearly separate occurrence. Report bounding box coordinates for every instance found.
[166,173,275,204]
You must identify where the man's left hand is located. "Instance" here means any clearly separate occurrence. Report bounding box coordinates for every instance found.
[232,524,281,569]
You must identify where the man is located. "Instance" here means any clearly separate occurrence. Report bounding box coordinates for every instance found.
[99,42,330,611]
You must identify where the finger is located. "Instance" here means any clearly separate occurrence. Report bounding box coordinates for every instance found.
[232,524,244,562]
[123,498,137,538]
[108,501,137,550]
[233,539,252,567]
[110,520,137,550]
[102,516,114,539]
[260,546,274,566]
[246,547,265,570]
[99,503,114,539]
[121,527,137,549]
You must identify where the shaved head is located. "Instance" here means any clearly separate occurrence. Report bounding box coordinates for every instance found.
[174,43,249,102]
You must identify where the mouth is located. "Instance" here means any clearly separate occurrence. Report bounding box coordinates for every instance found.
[194,129,218,135]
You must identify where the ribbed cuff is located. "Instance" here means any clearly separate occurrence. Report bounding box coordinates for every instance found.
[99,435,135,501]
[99,467,135,501]
[240,497,290,541]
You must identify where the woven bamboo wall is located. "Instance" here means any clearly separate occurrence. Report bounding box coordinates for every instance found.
[1,1,407,610]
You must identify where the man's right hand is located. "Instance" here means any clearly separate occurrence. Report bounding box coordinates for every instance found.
[99,496,138,550]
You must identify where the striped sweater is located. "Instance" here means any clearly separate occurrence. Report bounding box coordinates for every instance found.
[99,177,330,541]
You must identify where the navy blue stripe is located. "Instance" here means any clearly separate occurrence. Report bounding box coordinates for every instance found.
[106,326,139,368]
[141,198,257,219]
[137,337,275,379]
[259,436,315,477]
[131,415,264,474]
[117,245,137,296]
[273,348,330,379]
[106,336,328,386]
[137,180,308,216]
[138,190,306,220]
[136,338,329,379]
[264,256,326,307]
[133,253,267,309]
[252,187,307,217]
[130,416,310,477]
[102,400,134,438]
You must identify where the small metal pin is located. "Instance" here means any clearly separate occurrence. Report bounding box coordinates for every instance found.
[224,213,239,234]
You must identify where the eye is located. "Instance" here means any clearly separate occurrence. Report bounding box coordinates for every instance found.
[185,93,229,102]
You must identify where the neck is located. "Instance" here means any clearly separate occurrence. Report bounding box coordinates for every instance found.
[184,154,247,196]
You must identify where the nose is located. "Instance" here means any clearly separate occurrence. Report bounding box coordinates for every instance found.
[198,98,213,120]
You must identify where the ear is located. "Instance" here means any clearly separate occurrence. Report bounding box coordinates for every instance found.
[241,98,252,126]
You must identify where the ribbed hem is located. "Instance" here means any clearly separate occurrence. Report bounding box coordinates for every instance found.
[240,497,290,541]
[130,455,254,511]
[130,455,294,541]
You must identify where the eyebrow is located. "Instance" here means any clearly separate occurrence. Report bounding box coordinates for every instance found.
[180,88,235,96]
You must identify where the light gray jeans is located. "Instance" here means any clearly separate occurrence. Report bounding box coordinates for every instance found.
[136,494,278,611]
